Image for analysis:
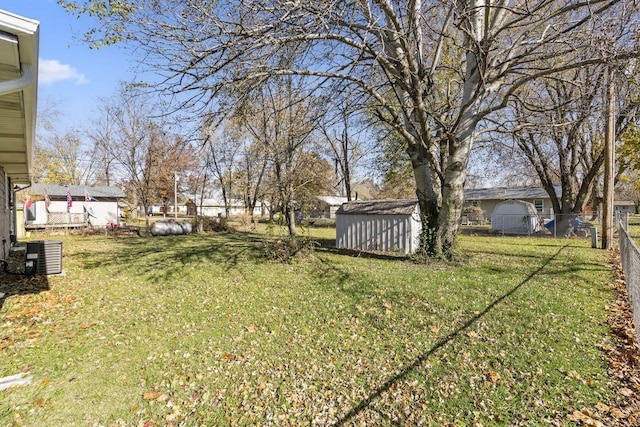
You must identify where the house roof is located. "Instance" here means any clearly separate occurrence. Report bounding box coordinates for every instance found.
[464,185,561,201]
[27,183,126,199]
[316,196,349,206]
[336,199,419,215]
[191,198,268,208]
[194,198,240,207]
[0,10,39,184]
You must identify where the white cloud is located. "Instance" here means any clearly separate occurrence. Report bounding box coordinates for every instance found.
[38,58,88,85]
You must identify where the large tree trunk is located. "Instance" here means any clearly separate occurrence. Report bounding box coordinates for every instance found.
[438,148,471,255]
[410,133,475,258]
[407,143,440,257]
[285,203,297,237]
[406,42,480,258]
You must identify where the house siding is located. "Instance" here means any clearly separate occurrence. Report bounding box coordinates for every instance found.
[463,186,561,220]
[0,168,9,251]
[26,200,120,228]
[191,199,267,218]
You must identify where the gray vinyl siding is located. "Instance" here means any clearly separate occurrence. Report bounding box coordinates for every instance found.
[0,167,8,250]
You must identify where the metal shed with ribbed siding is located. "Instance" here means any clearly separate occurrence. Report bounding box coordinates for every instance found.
[335,199,421,254]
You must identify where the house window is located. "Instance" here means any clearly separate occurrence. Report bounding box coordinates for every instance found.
[471,201,479,207]
[533,200,543,213]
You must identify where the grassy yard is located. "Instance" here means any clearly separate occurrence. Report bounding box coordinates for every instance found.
[0,228,621,426]
[627,224,640,244]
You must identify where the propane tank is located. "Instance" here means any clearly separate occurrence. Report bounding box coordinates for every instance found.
[151,221,192,236]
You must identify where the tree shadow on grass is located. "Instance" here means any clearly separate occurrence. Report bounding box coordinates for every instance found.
[73,232,270,282]
[314,237,412,262]
[0,252,50,312]
[332,244,569,426]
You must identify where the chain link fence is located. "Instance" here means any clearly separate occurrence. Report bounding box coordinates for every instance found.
[487,213,598,241]
[617,212,640,345]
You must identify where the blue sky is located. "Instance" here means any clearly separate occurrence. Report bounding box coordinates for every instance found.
[0,0,134,131]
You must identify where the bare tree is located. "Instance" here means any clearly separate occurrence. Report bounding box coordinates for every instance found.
[238,77,323,235]
[203,125,241,218]
[493,63,640,235]
[88,101,120,187]
[236,126,269,222]
[60,0,640,257]
[88,87,198,224]
[317,95,370,201]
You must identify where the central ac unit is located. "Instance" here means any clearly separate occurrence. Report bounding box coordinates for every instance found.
[25,240,63,275]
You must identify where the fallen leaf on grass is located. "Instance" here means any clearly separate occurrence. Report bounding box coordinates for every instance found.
[568,409,604,427]
[143,391,160,400]
[619,387,633,397]
[610,407,627,419]
[0,337,14,350]
[567,370,581,380]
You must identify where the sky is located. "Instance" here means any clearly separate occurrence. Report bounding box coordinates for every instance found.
[0,0,135,132]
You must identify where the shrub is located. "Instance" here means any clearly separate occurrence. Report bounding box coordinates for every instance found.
[264,236,317,263]
[199,216,235,232]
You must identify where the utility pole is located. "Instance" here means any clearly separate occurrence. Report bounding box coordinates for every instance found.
[174,171,179,220]
[602,67,615,249]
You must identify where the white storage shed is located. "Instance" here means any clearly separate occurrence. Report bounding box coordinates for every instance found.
[336,199,421,254]
[491,199,541,235]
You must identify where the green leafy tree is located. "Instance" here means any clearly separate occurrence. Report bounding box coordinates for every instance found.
[617,124,640,210]
[34,132,90,185]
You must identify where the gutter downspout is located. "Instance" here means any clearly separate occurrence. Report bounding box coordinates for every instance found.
[0,63,34,96]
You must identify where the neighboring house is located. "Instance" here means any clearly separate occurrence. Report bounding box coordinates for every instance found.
[311,196,349,219]
[463,185,561,219]
[615,201,637,215]
[336,199,422,254]
[146,203,189,216]
[188,198,268,218]
[0,11,38,250]
[23,184,126,228]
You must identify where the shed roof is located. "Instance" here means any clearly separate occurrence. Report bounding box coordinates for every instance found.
[336,199,419,215]
[27,183,126,199]
[464,185,560,201]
